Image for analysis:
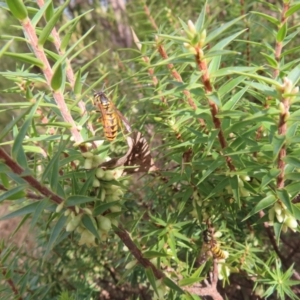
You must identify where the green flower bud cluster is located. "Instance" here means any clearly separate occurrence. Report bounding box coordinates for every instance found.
[268,201,298,232]
[225,175,251,198]
[183,20,206,53]
[276,77,299,104]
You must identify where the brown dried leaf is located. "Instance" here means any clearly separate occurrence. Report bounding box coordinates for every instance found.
[100,131,158,174]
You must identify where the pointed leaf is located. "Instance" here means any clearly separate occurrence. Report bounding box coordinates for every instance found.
[261,169,280,188]
[51,63,64,91]
[194,3,206,32]
[277,22,287,43]
[145,268,158,296]
[31,0,53,27]
[38,0,71,46]
[163,277,184,294]
[243,194,276,221]
[251,12,280,26]
[81,214,100,239]
[3,52,44,68]
[223,85,248,110]
[45,214,67,256]
[272,135,285,160]
[206,15,245,44]
[0,185,26,202]
[66,195,95,206]
[6,0,28,20]
[0,201,40,220]
[93,201,121,216]
[0,39,14,59]
[277,189,293,214]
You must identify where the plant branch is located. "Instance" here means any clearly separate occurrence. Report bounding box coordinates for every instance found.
[35,0,95,138]
[273,2,290,78]
[20,17,84,145]
[194,46,235,171]
[156,41,206,129]
[0,148,65,206]
[114,224,165,279]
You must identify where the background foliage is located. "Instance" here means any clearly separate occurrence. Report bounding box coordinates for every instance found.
[0,0,300,299]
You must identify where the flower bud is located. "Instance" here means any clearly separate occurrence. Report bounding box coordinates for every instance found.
[56,202,64,213]
[125,260,137,269]
[93,178,101,187]
[96,168,105,179]
[82,152,94,158]
[84,158,93,169]
[188,20,196,34]
[285,216,298,231]
[103,170,115,181]
[98,215,112,232]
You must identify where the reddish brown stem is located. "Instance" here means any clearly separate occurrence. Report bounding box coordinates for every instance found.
[0,148,65,206]
[115,224,165,279]
[157,43,206,127]
[194,47,235,171]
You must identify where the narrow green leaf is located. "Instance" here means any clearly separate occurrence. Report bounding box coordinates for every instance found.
[276,22,287,42]
[273,222,283,245]
[223,85,248,110]
[74,69,82,96]
[179,277,202,287]
[293,204,300,221]
[3,52,43,68]
[194,3,206,32]
[272,135,285,160]
[66,195,95,206]
[30,199,50,229]
[11,214,30,238]
[158,34,189,43]
[45,214,67,256]
[61,19,79,52]
[78,171,95,195]
[143,251,168,259]
[163,277,184,294]
[261,169,280,188]
[58,9,94,33]
[230,175,240,206]
[0,39,14,59]
[93,201,121,216]
[260,52,278,67]
[41,139,66,182]
[0,201,40,220]
[197,159,224,185]
[12,97,41,160]
[229,71,282,88]
[145,268,158,296]
[219,76,246,98]
[285,156,300,168]
[0,185,26,202]
[286,3,300,17]
[250,11,280,26]
[81,214,100,239]
[277,189,293,214]
[52,26,95,72]
[243,194,276,221]
[45,0,54,21]
[287,65,300,87]
[6,0,28,20]
[51,63,64,91]
[206,15,245,44]
[31,0,53,27]
[38,0,71,46]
